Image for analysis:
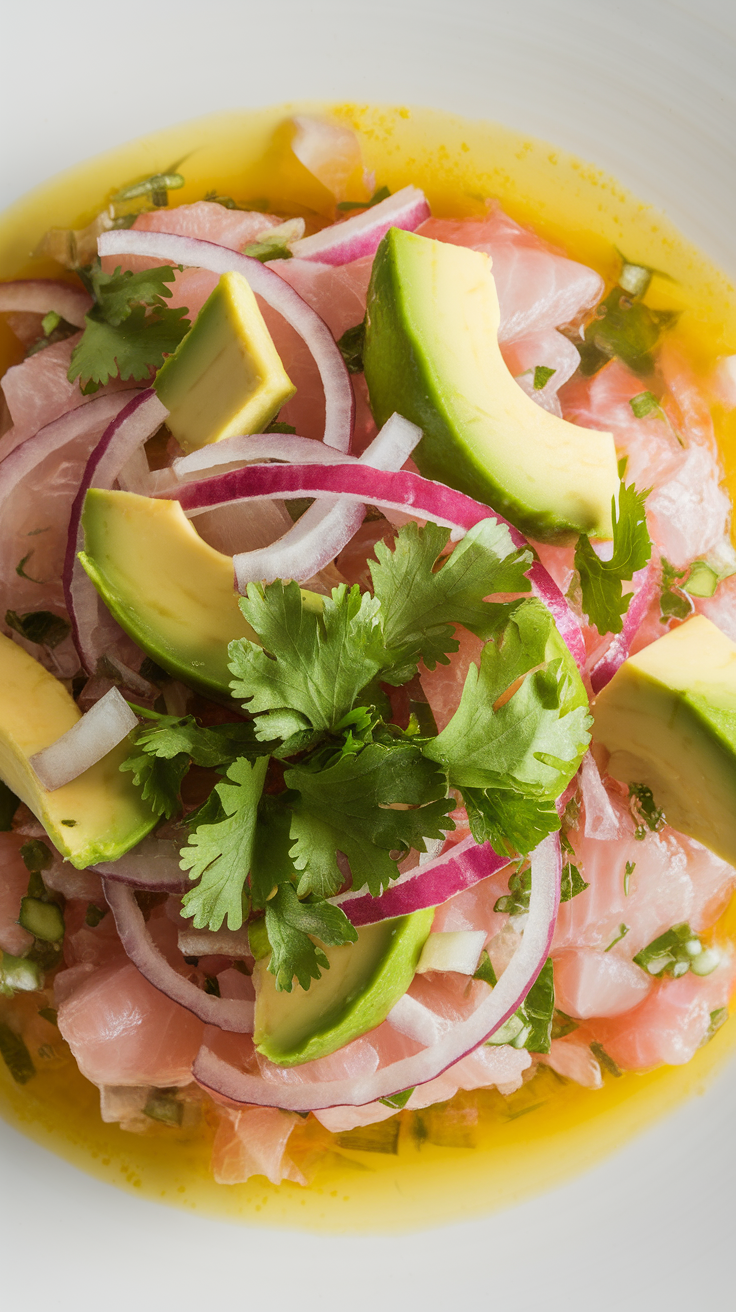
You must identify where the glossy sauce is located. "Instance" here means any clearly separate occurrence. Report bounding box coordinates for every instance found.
[1,102,736,1233]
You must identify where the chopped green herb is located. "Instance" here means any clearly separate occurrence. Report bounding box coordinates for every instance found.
[0,1022,35,1084]
[533,365,556,390]
[604,923,629,952]
[494,866,532,916]
[487,958,555,1053]
[68,260,191,395]
[0,780,20,832]
[337,320,365,373]
[629,390,661,419]
[180,756,268,932]
[85,904,107,928]
[551,1009,579,1040]
[15,552,43,583]
[624,860,635,896]
[577,280,678,378]
[378,1087,414,1110]
[0,953,43,997]
[590,1041,622,1077]
[633,922,706,978]
[659,557,693,624]
[574,481,652,635]
[5,608,71,649]
[244,233,293,262]
[336,185,391,213]
[629,781,665,838]
[560,859,589,902]
[472,949,498,986]
[20,840,53,873]
[701,1007,728,1046]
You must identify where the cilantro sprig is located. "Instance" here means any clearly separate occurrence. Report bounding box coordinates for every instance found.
[68,260,191,394]
[574,481,652,634]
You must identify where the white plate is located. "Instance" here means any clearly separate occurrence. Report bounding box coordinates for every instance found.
[1,1,735,1306]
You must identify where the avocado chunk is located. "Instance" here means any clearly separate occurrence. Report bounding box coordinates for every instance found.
[154,270,296,453]
[254,909,434,1067]
[363,228,618,543]
[594,615,736,864]
[79,488,323,699]
[0,633,156,868]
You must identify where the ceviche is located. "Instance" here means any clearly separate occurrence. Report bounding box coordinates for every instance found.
[1,107,736,1219]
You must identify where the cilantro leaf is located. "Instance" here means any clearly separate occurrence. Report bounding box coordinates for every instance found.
[337,321,365,374]
[228,581,386,738]
[120,748,189,820]
[487,957,555,1053]
[5,609,70,649]
[285,741,454,898]
[659,557,693,624]
[370,520,532,676]
[263,882,357,992]
[424,599,591,799]
[574,482,652,634]
[249,797,296,910]
[179,756,268,930]
[68,261,191,395]
[633,922,703,978]
[463,787,561,857]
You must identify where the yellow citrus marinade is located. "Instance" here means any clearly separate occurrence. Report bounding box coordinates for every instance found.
[1,102,735,1233]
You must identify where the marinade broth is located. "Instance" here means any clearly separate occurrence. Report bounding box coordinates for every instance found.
[1,102,735,1233]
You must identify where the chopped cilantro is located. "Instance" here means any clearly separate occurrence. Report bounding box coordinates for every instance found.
[378,1087,414,1110]
[624,860,635,895]
[263,881,357,992]
[659,557,693,624]
[494,865,532,916]
[533,365,556,390]
[701,1007,728,1046]
[285,741,453,898]
[5,609,71,649]
[604,923,629,951]
[561,858,589,902]
[0,1022,35,1084]
[15,552,43,583]
[180,757,268,931]
[370,519,531,678]
[487,958,555,1053]
[337,320,365,374]
[574,481,652,634]
[68,261,190,395]
[590,1041,622,1077]
[336,185,391,212]
[473,949,498,986]
[633,923,704,978]
[629,390,661,419]
[577,278,678,378]
[629,782,665,839]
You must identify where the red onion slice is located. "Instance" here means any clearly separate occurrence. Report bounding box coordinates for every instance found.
[589,563,657,693]
[98,229,354,453]
[30,687,138,790]
[193,832,561,1109]
[232,413,422,589]
[290,186,430,266]
[332,835,509,927]
[163,460,586,668]
[64,389,168,671]
[102,879,254,1032]
[0,278,92,328]
[93,837,190,891]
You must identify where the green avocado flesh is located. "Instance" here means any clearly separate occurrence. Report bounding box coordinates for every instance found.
[594,615,736,864]
[80,488,260,699]
[0,632,156,868]
[363,228,618,543]
[154,270,296,453]
[254,908,434,1066]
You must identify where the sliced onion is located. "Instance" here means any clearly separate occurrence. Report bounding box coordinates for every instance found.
[232,413,422,589]
[589,563,657,693]
[332,835,509,927]
[93,837,189,891]
[98,229,354,453]
[193,833,561,1110]
[290,186,431,266]
[64,389,168,671]
[0,278,92,328]
[387,993,448,1046]
[102,879,254,1032]
[163,460,586,668]
[30,687,138,790]
[415,929,487,976]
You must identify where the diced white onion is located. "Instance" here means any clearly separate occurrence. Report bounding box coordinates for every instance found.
[30,688,138,791]
[416,930,486,976]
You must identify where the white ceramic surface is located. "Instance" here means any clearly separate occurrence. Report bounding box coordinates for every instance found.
[1,1,735,1307]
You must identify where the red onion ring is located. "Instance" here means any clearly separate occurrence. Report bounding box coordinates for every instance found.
[0,278,92,328]
[589,563,657,693]
[290,186,430,265]
[332,835,509,927]
[64,389,167,671]
[161,460,586,668]
[98,229,354,453]
[93,837,190,892]
[102,878,254,1032]
[193,832,561,1109]
[30,687,138,790]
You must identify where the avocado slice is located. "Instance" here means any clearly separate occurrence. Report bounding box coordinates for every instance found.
[363,228,618,543]
[253,908,434,1066]
[154,270,296,453]
[0,633,156,868]
[594,615,736,864]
